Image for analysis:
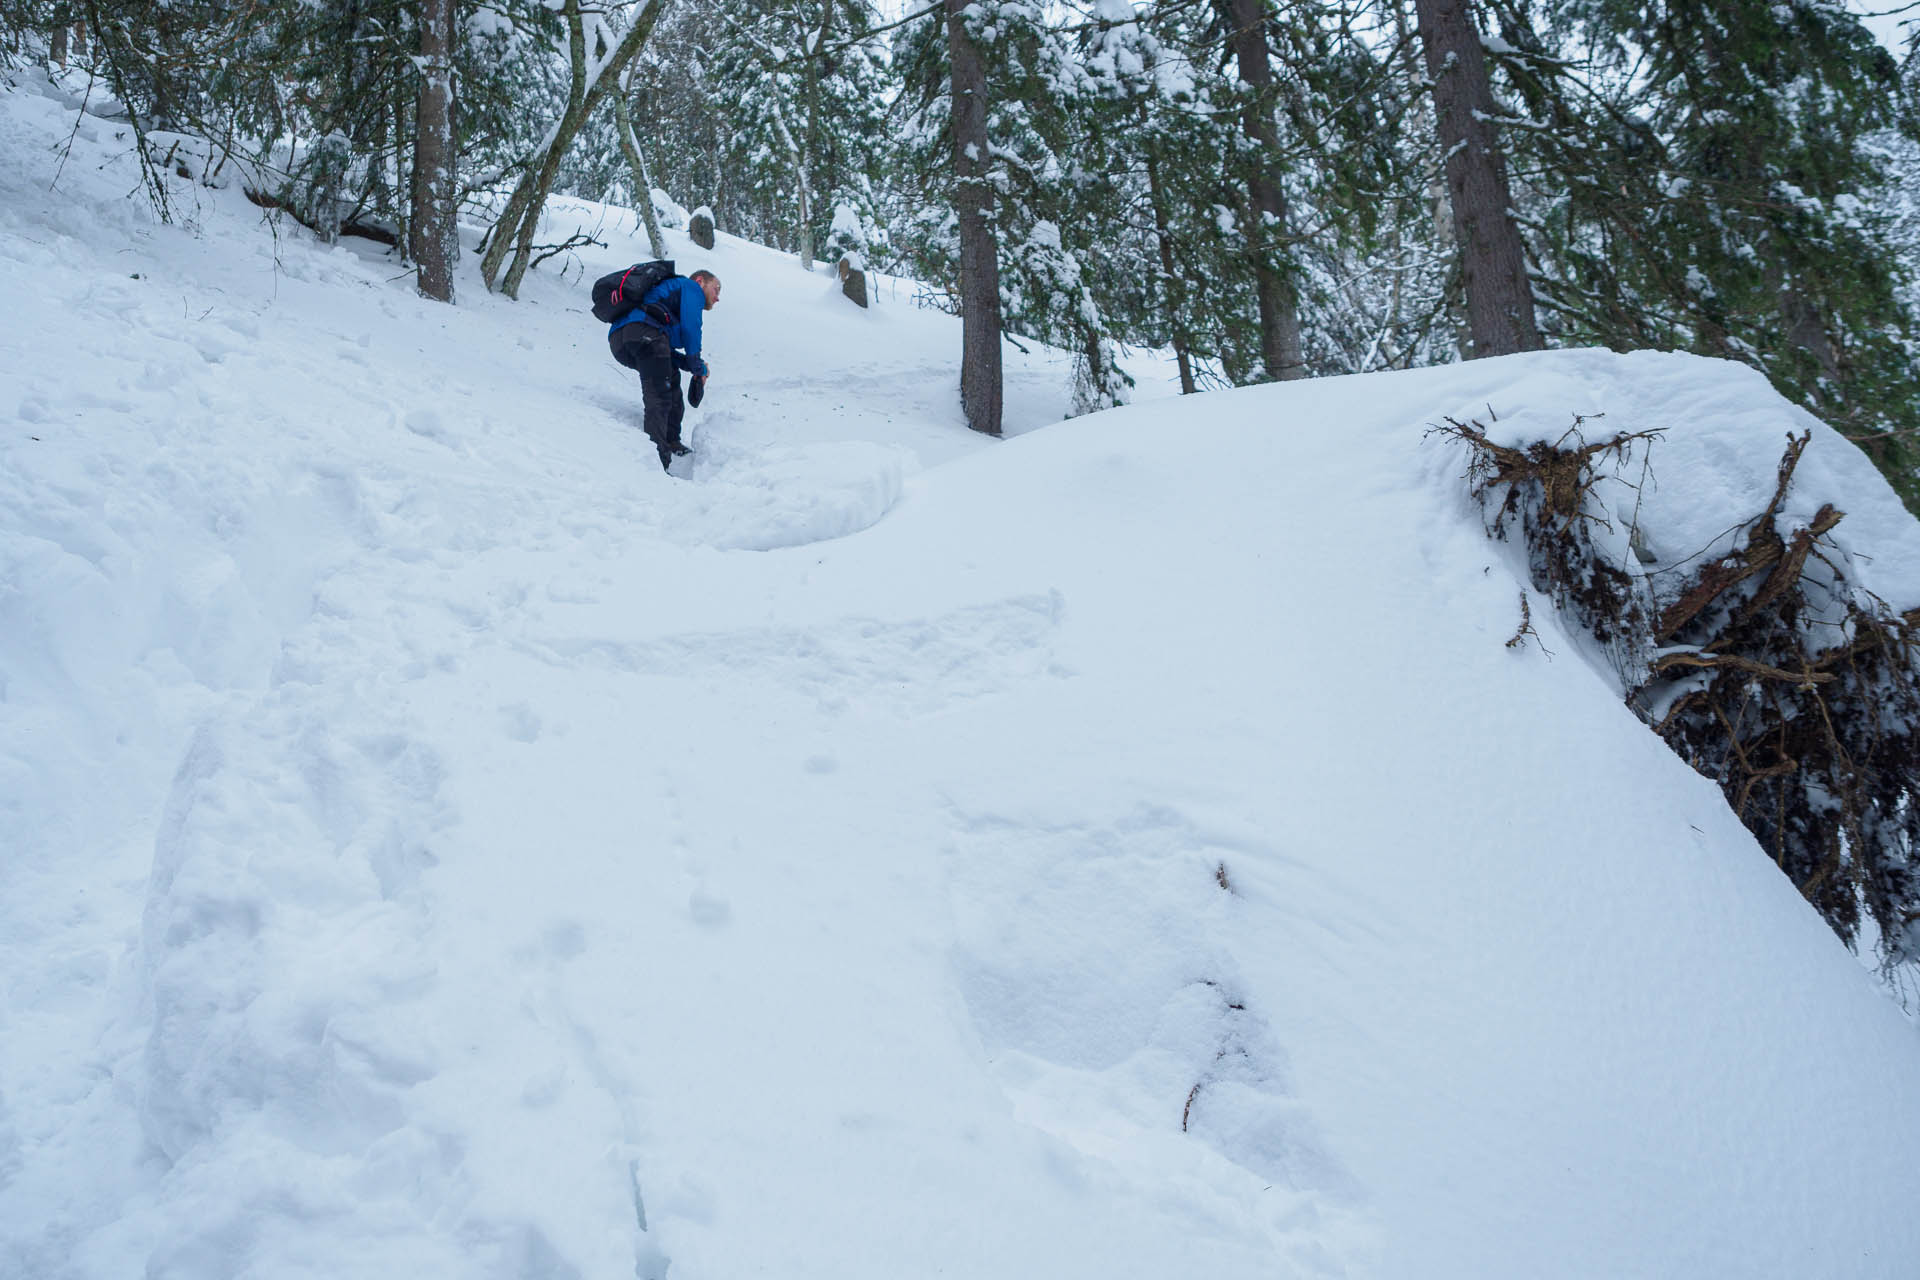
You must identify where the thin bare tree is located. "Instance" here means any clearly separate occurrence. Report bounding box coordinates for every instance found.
[481,0,667,297]
[614,67,669,260]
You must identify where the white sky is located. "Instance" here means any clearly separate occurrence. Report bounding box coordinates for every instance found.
[1850,0,1916,54]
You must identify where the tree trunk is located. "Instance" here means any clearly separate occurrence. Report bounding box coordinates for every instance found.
[495,0,589,298]
[795,0,836,271]
[410,0,457,301]
[82,0,170,217]
[1217,0,1303,381]
[614,75,668,259]
[1145,151,1196,396]
[1777,277,1841,384]
[1415,0,1541,357]
[51,22,68,67]
[1393,0,1468,358]
[481,0,665,295]
[392,81,411,262]
[947,0,1002,436]
[769,101,812,268]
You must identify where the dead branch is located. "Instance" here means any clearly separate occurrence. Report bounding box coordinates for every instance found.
[1650,651,1833,685]
[1652,433,1834,641]
[1735,507,1845,625]
[1506,591,1552,654]
[1446,410,1920,973]
[1805,606,1920,672]
[1762,430,1813,525]
[529,230,607,270]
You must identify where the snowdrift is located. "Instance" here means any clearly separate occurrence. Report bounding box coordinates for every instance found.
[5,68,1920,1280]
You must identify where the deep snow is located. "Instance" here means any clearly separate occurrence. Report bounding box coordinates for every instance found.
[4,66,1920,1280]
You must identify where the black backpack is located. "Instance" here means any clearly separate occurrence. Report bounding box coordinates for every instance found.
[591,259,678,323]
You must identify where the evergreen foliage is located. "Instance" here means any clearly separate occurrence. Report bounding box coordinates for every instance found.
[700,0,890,264]
[1484,0,1920,506]
[889,0,1137,413]
[6,0,1918,479]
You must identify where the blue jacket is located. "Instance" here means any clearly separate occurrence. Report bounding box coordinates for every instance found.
[609,276,707,374]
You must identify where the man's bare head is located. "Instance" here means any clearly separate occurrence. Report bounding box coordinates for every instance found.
[690,269,721,310]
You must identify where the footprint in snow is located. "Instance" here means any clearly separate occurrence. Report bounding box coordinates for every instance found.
[688,889,731,930]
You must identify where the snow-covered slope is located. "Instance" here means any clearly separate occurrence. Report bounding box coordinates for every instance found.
[5,70,1920,1280]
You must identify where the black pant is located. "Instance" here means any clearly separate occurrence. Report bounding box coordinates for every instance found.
[610,324,683,467]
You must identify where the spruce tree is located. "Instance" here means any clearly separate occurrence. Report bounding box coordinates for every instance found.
[696,0,889,267]
[1488,0,1920,505]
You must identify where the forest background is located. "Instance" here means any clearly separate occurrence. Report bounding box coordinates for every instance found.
[1,0,1917,500]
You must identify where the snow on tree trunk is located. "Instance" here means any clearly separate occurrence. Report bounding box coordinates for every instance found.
[1391,0,1468,360]
[794,0,837,272]
[947,0,1003,436]
[410,0,456,302]
[614,76,668,261]
[767,99,813,268]
[392,80,412,265]
[1415,0,1540,358]
[497,0,589,300]
[1145,152,1196,396]
[1217,0,1304,382]
[480,0,664,296]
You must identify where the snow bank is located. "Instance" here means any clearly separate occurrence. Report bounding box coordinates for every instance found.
[1452,348,1920,612]
[5,70,1920,1280]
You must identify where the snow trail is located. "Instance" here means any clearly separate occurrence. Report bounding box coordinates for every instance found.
[6,67,1920,1280]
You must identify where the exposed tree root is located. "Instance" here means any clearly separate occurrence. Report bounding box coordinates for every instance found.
[1648,651,1831,685]
[1435,414,1663,670]
[1440,418,1920,973]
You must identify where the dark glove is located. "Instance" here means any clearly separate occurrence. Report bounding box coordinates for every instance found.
[687,375,706,408]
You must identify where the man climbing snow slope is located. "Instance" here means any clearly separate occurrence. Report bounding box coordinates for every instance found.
[608,267,722,470]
